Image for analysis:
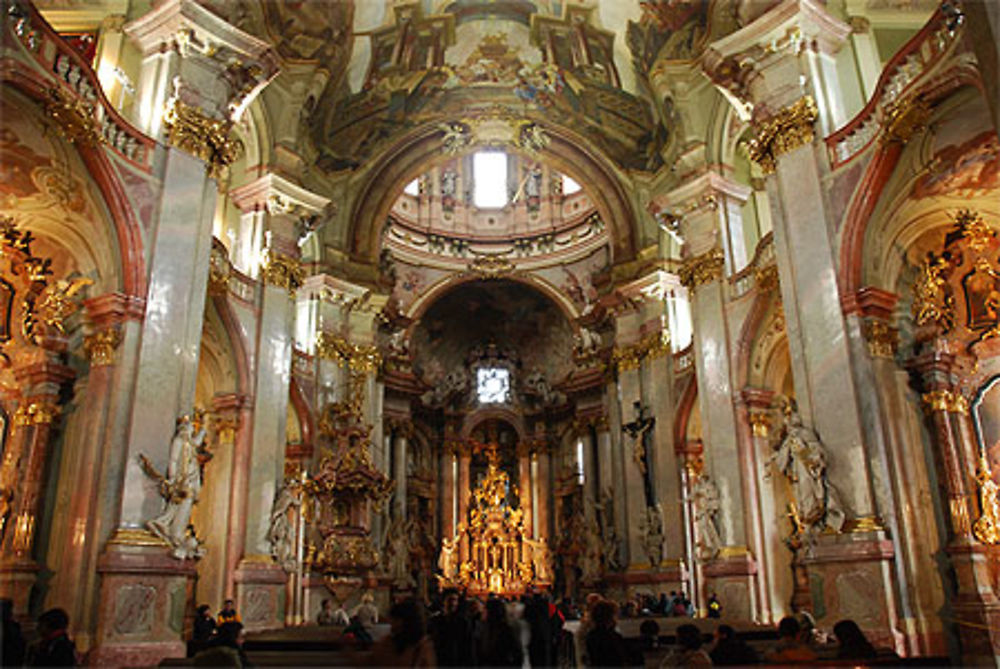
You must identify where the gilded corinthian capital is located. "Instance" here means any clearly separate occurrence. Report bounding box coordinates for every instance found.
[747,97,818,174]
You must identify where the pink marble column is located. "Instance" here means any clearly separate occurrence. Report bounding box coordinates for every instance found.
[518,442,533,538]
[457,443,471,561]
[440,447,456,540]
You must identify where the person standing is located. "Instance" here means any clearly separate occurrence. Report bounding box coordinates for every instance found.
[429,589,474,666]
[1,598,25,667]
[25,608,77,667]
[707,594,721,619]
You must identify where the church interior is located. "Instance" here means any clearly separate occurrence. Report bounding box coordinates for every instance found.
[0,0,999,664]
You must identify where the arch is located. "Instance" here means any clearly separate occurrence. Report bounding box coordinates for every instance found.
[345,121,639,267]
[289,378,314,449]
[1,58,147,299]
[838,74,983,303]
[404,270,582,325]
[461,408,526,442]
[209,295,252,398]
[673,374,698,450]
[734,287,778,388]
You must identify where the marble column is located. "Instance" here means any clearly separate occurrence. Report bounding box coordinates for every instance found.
[535,445,552,542]
[911,350,1000,664]
[33,294,138,651]
[229,175,328,632]
[440,448,456,540]
[457,445,471,562]
[392,426,408,521]
[93,3,276,661]
[703,1,902,636]
[517,443,533,538]
[659,174,759,618]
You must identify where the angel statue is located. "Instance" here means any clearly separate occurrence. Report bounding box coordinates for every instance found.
[768,402,846,537]
[141,414,210,559]
[438,535,459,582]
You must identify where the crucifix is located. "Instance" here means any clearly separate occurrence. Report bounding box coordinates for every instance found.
[622,400,656,507]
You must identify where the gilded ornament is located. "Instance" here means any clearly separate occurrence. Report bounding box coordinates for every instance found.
[972,454,999,546]
[13,401,60,426]
[863,320,898,359]
[748,411,770,438]
[881,95,930,145]
[843,516,886,533]
[84,327,122,366]
[678,248,725,289]
[260,251,304,295]
[468,255,515,279]
[920,389,968,415]
[208,244,232,296]
[747,97,818,174]
[954,209,995,254]
[911,252,955,331]
[950,497,972,535]
[439,121,471,155]
[43,87,104,146]
[163,99,242,179]
[32,277,93,335]
[755,264,779,292]
[106,527,169,548]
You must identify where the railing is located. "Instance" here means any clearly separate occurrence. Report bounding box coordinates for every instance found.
[729,232,775,300]
[4,1,155,171]
[824,6,961,169]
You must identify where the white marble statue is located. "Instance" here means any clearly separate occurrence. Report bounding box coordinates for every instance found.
[638,504,665,568]
[524,536,553,582]
[383,515,414,587]
[691,474,723,561]
[575,327,602,356]
[438,535,458,580]
[768,405,846,534]
[594,488,620,571]
[268,478,302,572]
[146,415,208,560]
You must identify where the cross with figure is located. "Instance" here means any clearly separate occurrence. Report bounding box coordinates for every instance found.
[622,401,656,507]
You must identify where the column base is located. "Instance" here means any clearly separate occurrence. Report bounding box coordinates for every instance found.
[802,530,901,650]
[234,556,288,632]
[90,532,196,666]
[946,543,1000,666]
[0,557,40,618]
[701,548,758,621]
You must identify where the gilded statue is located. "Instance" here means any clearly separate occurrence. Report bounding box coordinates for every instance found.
[141,414,210,559]
[768,403,846,536]
[972,455,999,546]
[912,251,955,331]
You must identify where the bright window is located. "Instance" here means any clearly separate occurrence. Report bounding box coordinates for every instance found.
[404,178,419,196]
[473,152,508,208]
[575,440,585,485]
[563,174,581,195]
[476,367,510,404]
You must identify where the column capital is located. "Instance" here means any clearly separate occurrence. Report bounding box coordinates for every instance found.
[229,173,332,218]
[702,0,850,114]
[651,171,751,256]
[678,247,725,290]
[83,292,146,329]
[125,0,278,121]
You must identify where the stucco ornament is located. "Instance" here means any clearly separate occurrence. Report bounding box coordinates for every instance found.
[973,454,1000,546]
[768,402,846,538]
[141,415,210,559]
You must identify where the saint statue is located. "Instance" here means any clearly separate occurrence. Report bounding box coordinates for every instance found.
[145,415,209,560]
[579,525,602,583]
[383,514,414,587]
[768,403,846,535]
[973,455,1000,546]
[438,535,458,581]
[268,478,302,572]
[638,504,665,568]
[691,474,723,561]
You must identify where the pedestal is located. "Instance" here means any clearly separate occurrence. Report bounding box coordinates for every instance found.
[701,549,758,620]
[801,531,900,649]
[234,558,288,632]
[89,539,197,666]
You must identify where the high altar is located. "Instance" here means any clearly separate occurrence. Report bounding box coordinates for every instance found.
[438,441,551,597]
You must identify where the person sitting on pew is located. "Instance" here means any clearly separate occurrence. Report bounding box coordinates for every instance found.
[765,616,818,664]
[660,623,712,667]
[709,624,758,666]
